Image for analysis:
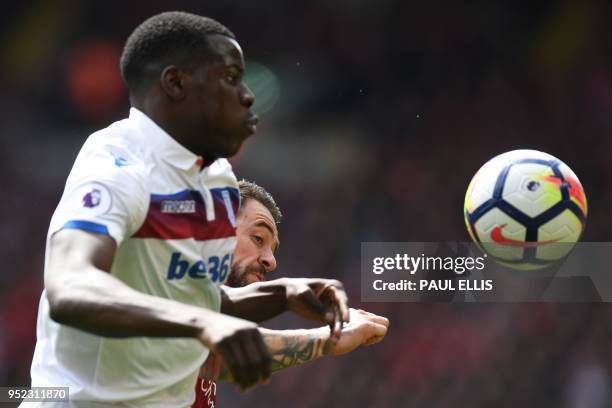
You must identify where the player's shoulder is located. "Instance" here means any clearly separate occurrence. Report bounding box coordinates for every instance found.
[83,118,150,168]
[71,118,152,184]
[57,119,153,237]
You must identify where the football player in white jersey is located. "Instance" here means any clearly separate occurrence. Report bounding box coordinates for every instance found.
[26,12,349,407]
[192,180,389,407]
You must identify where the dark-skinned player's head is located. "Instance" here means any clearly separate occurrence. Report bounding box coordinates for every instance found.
[120,11,258,160]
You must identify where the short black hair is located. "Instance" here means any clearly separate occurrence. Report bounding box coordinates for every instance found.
[238,180,282,226]
[120,11,235,93]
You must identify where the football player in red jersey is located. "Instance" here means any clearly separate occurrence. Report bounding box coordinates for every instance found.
[192,180,389,407]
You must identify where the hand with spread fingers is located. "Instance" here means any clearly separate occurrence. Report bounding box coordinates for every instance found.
[284,278,350,342]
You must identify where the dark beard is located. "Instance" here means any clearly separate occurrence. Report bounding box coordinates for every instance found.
[226,264,266,287]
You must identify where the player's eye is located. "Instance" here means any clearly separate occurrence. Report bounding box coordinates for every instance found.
[225,70,241,85]
[251,235,263,245]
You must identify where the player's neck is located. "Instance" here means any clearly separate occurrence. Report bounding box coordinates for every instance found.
[132,96,218,164]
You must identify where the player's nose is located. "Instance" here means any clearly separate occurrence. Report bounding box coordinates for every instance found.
[240,84,255,108]
[259,250,276,274]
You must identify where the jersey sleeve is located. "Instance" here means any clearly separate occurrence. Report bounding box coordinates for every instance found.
[49,147,149,246]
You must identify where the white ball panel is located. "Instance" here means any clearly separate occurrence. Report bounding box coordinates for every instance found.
[474,208,526,261]
[502,163,561,218]
[536,210,582,261]
[465,162,502,212]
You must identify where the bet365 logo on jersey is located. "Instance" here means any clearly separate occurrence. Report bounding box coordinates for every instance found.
[167,252,231,283]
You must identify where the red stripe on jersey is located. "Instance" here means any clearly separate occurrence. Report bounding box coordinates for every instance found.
[132,188,238,241]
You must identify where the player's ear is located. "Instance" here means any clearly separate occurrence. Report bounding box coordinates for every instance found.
[160,65,188,101]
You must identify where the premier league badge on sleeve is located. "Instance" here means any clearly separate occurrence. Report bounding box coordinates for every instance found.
[83,189,102,208]
[69,182,113,216]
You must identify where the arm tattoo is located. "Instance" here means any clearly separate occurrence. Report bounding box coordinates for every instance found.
[215,329,332,383]
[264,330,332,373]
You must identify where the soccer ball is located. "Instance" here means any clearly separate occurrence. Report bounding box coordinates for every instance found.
[464,150,587,270]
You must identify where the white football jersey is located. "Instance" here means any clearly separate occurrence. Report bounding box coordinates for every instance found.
[27,108,239,407]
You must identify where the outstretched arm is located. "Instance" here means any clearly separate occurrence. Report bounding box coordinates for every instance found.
[202,309,389,383]
[220,278,350,340]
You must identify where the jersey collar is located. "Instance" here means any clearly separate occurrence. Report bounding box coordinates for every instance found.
[129,107,202,171]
